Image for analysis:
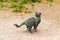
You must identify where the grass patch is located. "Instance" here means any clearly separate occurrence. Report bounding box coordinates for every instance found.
[9,2,17,8]
[0,0,54,13]
[47,0,53,2]
[0,3,3,10]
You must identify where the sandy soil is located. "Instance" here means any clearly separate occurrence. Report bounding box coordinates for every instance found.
[0,1,60,40]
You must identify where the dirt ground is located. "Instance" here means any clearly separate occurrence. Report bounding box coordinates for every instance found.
[0,1,60,40]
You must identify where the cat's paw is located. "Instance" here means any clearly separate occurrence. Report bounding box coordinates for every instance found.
[34,30,37,32]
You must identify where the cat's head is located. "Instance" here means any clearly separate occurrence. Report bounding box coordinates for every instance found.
[35,12,41,17]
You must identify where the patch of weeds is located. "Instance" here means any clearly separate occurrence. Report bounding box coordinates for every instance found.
[36,0,42,3]
[0,0,4,2]
[31,3,34,6]
[47,0,53,6]
[9,2,17,8]
[25,7,28,10]
[49,3,52,6]
[13,9,23,13]
[18,4,24,9]
[31,3,34,9]
[31,0,42,3]
[21,0,27,4]
[13,5,24,12]
[10,0,17,2]
[4,0,8,2]
[13,8,23,12]
[0,3,4,10]
[25,10,31,13]
[0,0,8,2]
[0,0,43,13]
[47,0,53,2]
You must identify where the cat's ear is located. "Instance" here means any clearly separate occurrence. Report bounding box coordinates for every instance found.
[35,12,38,15]
[35,12,38,17]
[39,12,41,15]
[35,12,41,15]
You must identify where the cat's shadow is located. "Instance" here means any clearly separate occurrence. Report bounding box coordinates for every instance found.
[22,29,40,34]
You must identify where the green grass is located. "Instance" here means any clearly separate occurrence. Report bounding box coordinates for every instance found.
[31,0,42,3]
[0,3,3,10]
[12,0,42,13]
[47,0,53,2]
[9,2,17,8]
[0,0,54,13]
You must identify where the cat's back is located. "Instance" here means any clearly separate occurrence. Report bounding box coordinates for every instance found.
[25,17,35,23]
[25,17,35,26]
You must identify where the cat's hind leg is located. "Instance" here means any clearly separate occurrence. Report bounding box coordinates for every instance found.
[27,26,33,33]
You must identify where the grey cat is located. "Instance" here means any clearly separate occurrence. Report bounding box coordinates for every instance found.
[14,12,41,33]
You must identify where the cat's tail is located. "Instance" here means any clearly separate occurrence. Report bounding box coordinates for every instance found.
[14,22,25,28]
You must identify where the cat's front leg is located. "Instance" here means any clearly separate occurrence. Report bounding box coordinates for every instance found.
[34,25,38,32]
